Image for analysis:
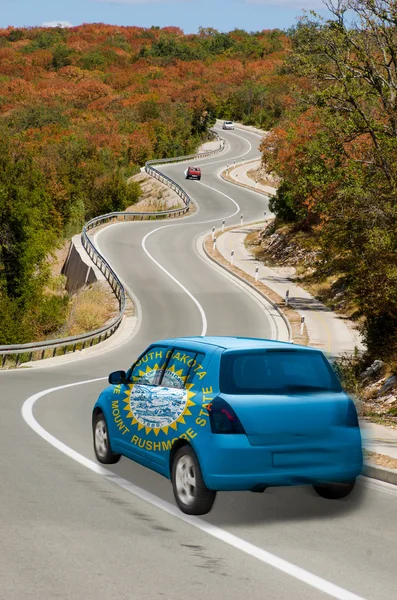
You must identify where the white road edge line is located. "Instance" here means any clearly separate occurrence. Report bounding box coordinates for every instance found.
[95,181,243,337]
[139,179,246,336]
[194,232,281,342]
[142,225,208,336]
[22,379,368,600]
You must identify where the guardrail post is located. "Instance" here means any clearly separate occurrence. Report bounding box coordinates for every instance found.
[2,355,6,368]
[52,348,56,357]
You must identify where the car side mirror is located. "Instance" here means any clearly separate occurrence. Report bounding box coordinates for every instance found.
[109,370,126,385]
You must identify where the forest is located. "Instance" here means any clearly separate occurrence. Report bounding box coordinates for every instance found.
[2,2,396,367]
[262,0,397,362]
[0,24,291,344]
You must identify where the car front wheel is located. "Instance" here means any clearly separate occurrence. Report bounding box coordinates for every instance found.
[313,479,356,499]
[93,412,121,464]
[171,446,216,515]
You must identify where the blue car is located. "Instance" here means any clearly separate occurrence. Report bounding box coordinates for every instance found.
[92,336,363,515]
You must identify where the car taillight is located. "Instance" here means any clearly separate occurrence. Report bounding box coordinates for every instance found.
[207,398,246,434]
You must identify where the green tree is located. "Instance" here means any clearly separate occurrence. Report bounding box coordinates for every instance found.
[51,44,72,70]
[271,0,397,358]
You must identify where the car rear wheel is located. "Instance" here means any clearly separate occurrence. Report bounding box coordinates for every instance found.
[171,446,216,515]
[313,479,356,499]
[93,412,121,464]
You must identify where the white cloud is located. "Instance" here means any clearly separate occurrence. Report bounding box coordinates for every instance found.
[41,21,73,28]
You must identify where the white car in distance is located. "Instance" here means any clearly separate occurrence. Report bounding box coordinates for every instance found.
[222,121,234,130]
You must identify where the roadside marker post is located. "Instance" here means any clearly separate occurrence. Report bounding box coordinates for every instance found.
[212,226,216,240]
[285,289,289,306]
[300,316,305,336]
[240,214,244,226]
[222,219,225,232]
[231,251,235,266]
[213,237,217,250]
[255,266,259,282]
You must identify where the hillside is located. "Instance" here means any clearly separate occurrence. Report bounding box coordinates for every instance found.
[0,24,293,345]
[258,2,397,366]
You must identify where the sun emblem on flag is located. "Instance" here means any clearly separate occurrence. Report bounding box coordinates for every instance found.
[122,363,197,436]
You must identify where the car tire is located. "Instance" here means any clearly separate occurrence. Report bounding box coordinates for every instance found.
[171,445,216,515]
[93,412,121,464]
[313,479,356,499]
[198,177,201,181]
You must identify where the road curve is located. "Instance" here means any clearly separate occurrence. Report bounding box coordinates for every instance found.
[1,126,397,600]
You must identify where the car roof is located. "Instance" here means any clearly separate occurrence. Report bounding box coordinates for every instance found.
[150,336,318,353]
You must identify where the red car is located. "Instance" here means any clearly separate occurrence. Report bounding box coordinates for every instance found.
[186,166,201,180]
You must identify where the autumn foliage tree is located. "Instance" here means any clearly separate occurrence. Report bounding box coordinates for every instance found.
[265,0,397,359]
[0,24,292,344]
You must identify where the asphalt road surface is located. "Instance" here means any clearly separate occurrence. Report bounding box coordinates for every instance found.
[1,125,397,600]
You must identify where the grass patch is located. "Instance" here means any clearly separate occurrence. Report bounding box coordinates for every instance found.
[62,282,118,337]
[128,171,187,213]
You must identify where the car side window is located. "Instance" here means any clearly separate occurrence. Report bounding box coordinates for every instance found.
[128,346,169,385]
[160,349,205,389]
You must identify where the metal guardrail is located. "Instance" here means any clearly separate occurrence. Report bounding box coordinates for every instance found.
[0,129,226,368]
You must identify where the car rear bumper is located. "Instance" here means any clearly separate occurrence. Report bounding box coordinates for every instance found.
[200,433,363,491]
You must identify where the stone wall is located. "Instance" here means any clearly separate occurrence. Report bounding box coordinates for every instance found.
[62,234,104,293]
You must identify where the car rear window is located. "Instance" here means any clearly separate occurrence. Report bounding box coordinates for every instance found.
[190,166,200,171]
[219,350,342,395]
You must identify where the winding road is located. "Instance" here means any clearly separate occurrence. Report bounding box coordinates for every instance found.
[1,125,397,600]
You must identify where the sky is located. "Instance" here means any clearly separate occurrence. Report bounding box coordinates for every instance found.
[1,0,333,34]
